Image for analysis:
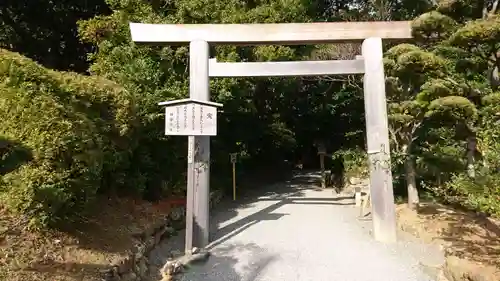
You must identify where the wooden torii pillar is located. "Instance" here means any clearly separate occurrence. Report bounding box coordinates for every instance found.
[128,21,412,249]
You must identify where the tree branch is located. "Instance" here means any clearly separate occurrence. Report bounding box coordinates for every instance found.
[410,120,423,136]
[389,126,401,153]
[490,0,500,17]
[302,75,362,90]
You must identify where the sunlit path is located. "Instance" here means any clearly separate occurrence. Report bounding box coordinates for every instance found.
[150,172,441,281]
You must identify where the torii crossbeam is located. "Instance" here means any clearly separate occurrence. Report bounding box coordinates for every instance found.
[129,21,411,44]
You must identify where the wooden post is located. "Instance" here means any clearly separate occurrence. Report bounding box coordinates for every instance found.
[158,99,221,256]
[229,153,237,201]
[185,136,195,253]
[361,37,397,243]
[232,161,236,201]
[320,154,325,188]
[187,40,211,251]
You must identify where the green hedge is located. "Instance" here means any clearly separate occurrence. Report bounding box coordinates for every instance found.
[444,172,500,217]
[0,49,138,227]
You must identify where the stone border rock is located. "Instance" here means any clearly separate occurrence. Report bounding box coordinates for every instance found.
[160,247,211,280]
[100,190,224,281]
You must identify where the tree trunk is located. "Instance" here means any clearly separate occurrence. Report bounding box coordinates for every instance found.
[402,144,419,210]
[405,157,419,210]
[467,135,476,178]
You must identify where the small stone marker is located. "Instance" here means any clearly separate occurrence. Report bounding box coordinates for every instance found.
[355,186,362,207]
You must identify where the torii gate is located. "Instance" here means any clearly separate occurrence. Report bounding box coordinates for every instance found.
[129,21,412,252]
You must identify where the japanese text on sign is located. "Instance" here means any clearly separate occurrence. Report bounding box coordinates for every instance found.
[165,103,217,136]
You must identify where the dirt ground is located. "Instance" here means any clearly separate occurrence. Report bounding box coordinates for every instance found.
[396,202,500,281]
[0,197,175,281]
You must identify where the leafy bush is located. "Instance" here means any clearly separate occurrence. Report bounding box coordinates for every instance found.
[332,149,369,180]
[441,172,500,217]
[0,49,138,227]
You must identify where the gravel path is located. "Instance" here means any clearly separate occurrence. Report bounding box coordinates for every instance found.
[148,171,443,281]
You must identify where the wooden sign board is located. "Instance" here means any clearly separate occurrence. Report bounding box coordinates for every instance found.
[159,99,223,136]
[317,143,326,155]
[230,153,237,163]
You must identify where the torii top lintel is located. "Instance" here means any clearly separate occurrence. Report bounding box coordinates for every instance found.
[129,21,412,45]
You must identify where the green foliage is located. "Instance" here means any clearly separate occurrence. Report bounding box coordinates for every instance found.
[385,44,422,60]
[332,149,368,179]
[436,0,487,22]
[417,78,465,102]
[390,0,500,217]
[412,11,459,45]
[0,49,137,227]
[5,0,500,226]
[384,7,493,207]
[75,0,374,198]
[448,15,500,58]
[384,43,454,156]
[442,172,500,217]
[0,0,110,72]
[426,96,478,120]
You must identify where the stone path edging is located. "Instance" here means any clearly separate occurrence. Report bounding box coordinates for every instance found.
[100,190,224,281]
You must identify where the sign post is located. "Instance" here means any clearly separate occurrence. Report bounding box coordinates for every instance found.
[230,153,237,201]
[317,143,327,188]
[158,98,222,253]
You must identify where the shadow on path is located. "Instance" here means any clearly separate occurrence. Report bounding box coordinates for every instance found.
[207,171,353,249]
[147,171,355,281]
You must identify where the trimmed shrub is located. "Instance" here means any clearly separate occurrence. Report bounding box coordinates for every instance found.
[0,49,138,227]
[440,172,500,217]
